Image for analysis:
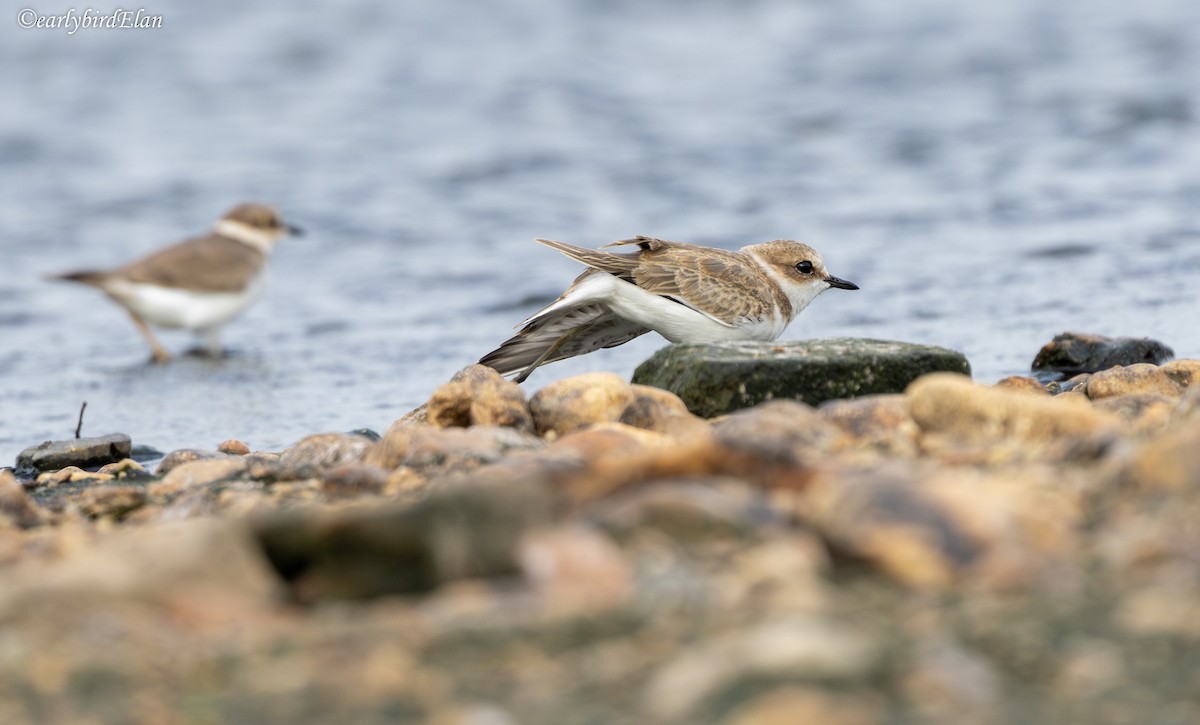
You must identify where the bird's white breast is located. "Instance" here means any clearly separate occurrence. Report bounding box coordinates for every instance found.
[602,275,786,343]
[106,275,265,330]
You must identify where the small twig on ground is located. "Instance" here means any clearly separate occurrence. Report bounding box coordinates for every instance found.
[75,401,87,439]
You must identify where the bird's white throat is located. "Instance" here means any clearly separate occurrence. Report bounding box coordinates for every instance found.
[214,219,278,254]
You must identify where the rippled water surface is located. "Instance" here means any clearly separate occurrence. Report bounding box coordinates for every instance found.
[3,0,1199,460]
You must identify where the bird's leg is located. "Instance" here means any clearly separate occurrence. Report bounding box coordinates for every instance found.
[514,327,583,383]
[200,327,223,359]
[126,309,171,363]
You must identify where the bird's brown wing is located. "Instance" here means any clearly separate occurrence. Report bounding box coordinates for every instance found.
[537,236,777,325]
[121,234,266,292]
[630,244,778,325]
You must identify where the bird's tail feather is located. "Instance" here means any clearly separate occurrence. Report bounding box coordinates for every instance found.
[480,304,649,382]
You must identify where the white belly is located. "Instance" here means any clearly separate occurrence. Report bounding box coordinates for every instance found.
[603,275,786,343]
[106,277,263,331]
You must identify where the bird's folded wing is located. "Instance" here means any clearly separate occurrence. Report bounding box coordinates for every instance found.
[630,246,777,326]
[121,235,265,292]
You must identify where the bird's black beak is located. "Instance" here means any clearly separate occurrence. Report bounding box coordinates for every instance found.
[825,275,859,290]
[287,224,305,237]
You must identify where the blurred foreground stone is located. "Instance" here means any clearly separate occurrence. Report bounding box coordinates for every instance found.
[4,351,1200,723]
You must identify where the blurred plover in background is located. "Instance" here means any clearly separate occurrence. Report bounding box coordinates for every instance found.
[481,235,858,382]
[51,203,302,362]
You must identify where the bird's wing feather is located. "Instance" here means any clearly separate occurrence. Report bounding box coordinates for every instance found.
[538,237,776,326]
[121,235,265,292]
[481,269,649,380]
[481,305,649,381]
[631,246,777,325]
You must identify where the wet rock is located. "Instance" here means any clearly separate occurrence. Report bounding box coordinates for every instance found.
[820,394,919,456]
[148,458,248,497]
[75,485,148,520]
[1031,332,1174,380]
[0,471,41,528]
[218,439,251,456]
[1084,364,1184,399]
[275,432,374,480]
[517,524,632,613]
[366,424,542,474]
[632,339,971,418]
[254,477,560,602]
[128,443,164,462]
[154,448,232,476]
[529,372,636,437]
[724,687,884,725]
[643,614,881,720]
[15,433,132,475]
[426,364,533,432]
[320,463,390,498]
[1045,373,1091,397]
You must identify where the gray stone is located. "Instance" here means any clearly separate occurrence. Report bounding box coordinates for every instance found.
[1032,332,1174,381]
[15,433,132,475]
[632,339,971,418]
[253,476,560,602]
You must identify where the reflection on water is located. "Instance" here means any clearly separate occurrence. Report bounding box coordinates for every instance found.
[2,0,1198,459]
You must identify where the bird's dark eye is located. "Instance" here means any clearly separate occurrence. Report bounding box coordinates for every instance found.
[795,261,814,274]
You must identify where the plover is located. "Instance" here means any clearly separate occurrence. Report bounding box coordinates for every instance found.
[481,236,859,382]
[51,203,302,362]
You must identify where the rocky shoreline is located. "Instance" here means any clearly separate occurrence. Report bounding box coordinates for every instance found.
[2,334,1199,723]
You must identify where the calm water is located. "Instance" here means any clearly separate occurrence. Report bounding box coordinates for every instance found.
[3,0,1199,461]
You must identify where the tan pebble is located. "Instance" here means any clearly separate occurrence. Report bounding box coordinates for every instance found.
[0,471,41,529]
[644,615,880,720]
[1162,358,1200,389]
[36,466,114,485]
[529,372,635,437]
[518,524,632,613]
[1092,393,1176,435]
[908,373,1120,445]
[148,458,248,497]
[320,463,389,498]
[725,686,884,725]
[993,375,1048,395]
[820,394,919,456]
[426,364,533,432]
[218,439,251,456]
[1085,364,1183,400]
[75,486,148,520]
[1120,419,1200,492]
[96,458,146,477]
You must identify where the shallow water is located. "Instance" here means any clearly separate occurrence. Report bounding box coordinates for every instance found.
[3,0,1199,461]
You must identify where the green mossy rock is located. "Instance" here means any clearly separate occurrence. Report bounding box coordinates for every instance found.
[631,338,971,418]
